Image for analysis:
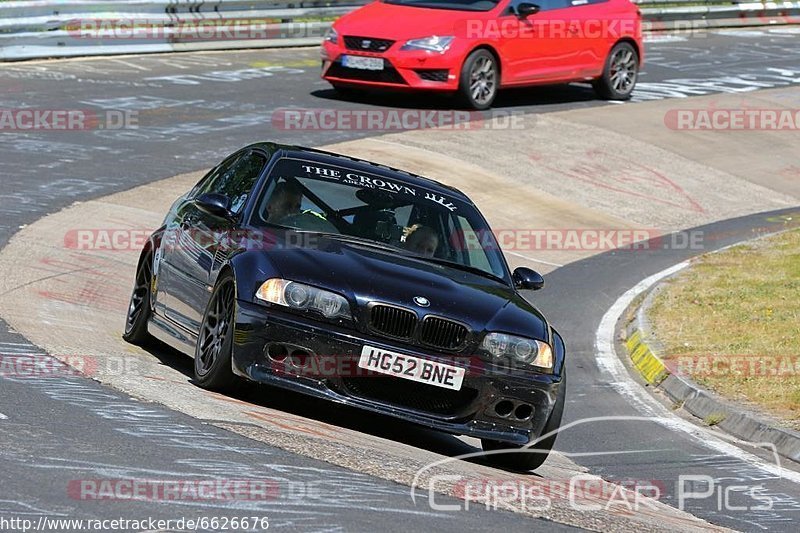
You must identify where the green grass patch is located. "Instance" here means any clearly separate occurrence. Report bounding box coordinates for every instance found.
[648,229,800,428]
[704,413,726,426]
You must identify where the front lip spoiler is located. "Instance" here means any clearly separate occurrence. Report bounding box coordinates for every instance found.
[231,300,561,446]
[238,361,535,446]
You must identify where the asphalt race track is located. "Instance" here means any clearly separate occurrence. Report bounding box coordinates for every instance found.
[539,208,800,531]
[2,29,800,531]
[3,30,800,248]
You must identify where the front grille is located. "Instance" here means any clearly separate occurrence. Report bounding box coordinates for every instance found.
[416,69,449,82]
[419,316,469,350]
[369,304,417,339]
[343,36,395,52]
[326,61,407,85]
[342,376,477,415]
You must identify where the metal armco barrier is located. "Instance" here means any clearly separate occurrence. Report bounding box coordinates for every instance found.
[0,0,371,60]
[0,0,798,61]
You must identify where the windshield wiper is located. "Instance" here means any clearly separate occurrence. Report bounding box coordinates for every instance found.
[321,233,507,283]
[299,231,409,254]
[415,256,508,284]
[275,230,507,282]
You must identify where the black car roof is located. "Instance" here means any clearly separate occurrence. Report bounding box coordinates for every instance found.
[247,142,473,205]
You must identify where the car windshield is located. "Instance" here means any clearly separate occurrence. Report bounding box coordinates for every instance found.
[382,0,501,12]
[253,157,509,282]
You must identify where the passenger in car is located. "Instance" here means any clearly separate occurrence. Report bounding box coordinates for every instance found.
[266,181,303,223]
[403,224,439,258]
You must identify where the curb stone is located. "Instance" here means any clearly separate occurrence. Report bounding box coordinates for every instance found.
[622,275,800,464]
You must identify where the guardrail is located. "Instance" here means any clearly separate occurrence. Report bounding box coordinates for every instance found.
[1,0,798,61]
[0,1,372,60]
[641,0,800,28]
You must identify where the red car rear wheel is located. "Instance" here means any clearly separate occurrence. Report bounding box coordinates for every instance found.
[593,41,639,100]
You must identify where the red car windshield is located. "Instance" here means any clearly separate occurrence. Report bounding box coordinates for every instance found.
[382,0,501,12]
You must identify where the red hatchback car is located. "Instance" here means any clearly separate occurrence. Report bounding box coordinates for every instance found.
[321,0,643,109]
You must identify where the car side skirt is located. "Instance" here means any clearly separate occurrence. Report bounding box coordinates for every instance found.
[148,313,197,357]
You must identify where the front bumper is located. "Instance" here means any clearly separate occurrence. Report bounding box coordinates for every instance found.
[232,300,563,445]
[320,40,464,92]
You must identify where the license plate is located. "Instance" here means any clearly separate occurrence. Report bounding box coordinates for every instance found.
[341,55,384,71]
[358,346,464,391]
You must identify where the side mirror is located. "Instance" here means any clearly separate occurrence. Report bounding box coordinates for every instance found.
[516,2,541,17]
[195,192,233,219]
[513,267,545,290]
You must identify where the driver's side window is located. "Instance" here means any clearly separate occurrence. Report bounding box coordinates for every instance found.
[197,151,267,215]
[509,0,570,11]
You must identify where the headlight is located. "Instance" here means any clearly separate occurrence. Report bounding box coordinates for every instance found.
[481,332,554,370]
[400,35,454,53]
[324,27,338,45]
[256,279,350,320]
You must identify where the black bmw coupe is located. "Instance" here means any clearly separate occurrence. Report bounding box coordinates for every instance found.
[123,142,566,470]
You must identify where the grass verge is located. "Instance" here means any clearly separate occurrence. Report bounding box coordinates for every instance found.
[648,229,800,429]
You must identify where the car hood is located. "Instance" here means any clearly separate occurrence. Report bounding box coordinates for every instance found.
[334,1,491,41]
[263,235,549,342]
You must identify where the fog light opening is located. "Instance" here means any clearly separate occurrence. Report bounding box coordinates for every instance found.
[494,400,514,417]
[289,349,310,367]
[267,343,289,362]
[514,404,533,420]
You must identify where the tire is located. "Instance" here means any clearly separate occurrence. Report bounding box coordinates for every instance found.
[593,41,639,100]
[481,371,566,471]
[122,249,155,346]
[459,49,498,110]
[194,271,238,391]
